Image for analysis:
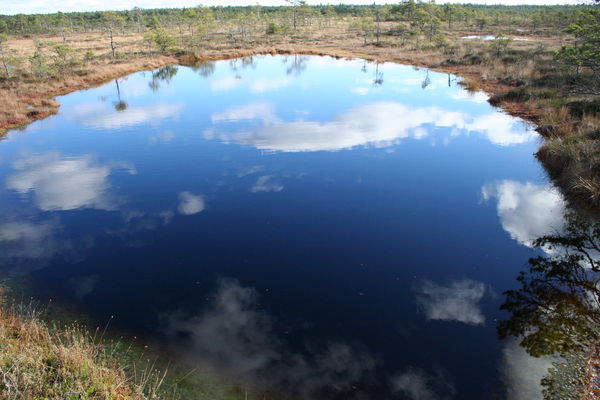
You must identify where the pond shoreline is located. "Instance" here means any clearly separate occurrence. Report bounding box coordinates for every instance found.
[0,279,260,399]
[5,48,596,400]
[0,45,540,137]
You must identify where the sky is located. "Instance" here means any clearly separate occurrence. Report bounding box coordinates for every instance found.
[0,0,585,15]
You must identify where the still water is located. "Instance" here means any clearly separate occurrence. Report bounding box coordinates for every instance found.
[0,55,565,399]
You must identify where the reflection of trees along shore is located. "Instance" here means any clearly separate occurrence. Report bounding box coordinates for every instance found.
[149,66,179,91]
[498,210,600,399]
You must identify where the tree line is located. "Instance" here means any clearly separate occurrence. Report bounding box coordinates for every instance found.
[0,2,595,37]
[0,1,597,101]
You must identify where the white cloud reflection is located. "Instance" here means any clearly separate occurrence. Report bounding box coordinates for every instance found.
[162,279,377,398]
[149,129,175,144]
[417,279,487,326]
[349,87,371,95]
[236,165,265,177]
[451,89,489,103]
[250,175,283,193]
[482,180,566,248]
[6,153,135,211]
[392,368,455,400]
[210,76,243,91]
[211,101,276,124]
[501,338,555,400]
[207,101,536,152]
[178,192,205,215]
[249,77,291,93]
[0,218,88,273]
[70,275,98,300]
[67,103,183,129]
[209,76,291,93]
[465,113,534,146]
[0,219,65,260]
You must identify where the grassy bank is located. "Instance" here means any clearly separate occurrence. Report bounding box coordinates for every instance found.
[0,285,261,400]
[0,23,558,134]
[0,294,164,399]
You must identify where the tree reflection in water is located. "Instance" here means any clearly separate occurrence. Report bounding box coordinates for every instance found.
[498,211,600,398]
[284,55,308,76]
[148,66,179,91]
[113,79,128,112]
[191,61,216,77]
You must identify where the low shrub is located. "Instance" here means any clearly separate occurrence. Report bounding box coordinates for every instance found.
[568,99,600,118]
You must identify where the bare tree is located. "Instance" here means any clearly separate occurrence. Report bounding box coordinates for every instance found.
[0,34,10,78]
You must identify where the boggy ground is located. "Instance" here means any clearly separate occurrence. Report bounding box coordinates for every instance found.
[1,23,598,210]
[0,26,553,133]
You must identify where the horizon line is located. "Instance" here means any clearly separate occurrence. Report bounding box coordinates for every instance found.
[0,0,590,17]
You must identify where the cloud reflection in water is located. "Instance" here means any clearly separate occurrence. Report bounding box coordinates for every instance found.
[417,279,487,326]
[66,102,184,129]
[162,279,378,398]
[500,338,555,400]
[0,219,67,262]
[207,101,536,152]
[482,180,566,249]
[250,175,283,193]
[178,192,205,215]
[0,217,93,274]
[6,152,135,211]
[392,367,455,400]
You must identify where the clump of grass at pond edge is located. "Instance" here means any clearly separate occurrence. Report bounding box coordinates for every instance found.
[537,128,600,209]
[0,293,167,400]
[489,87,531,106]
[0,281,264,400]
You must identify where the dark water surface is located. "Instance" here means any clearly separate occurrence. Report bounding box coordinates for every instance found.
[0,56,565,399]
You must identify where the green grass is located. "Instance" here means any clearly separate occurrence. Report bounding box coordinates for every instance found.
[0,296,157,399]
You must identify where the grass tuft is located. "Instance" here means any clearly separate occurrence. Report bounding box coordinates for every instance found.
[0,294,163,400]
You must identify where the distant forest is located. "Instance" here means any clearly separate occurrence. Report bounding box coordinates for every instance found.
[0,3,595,36]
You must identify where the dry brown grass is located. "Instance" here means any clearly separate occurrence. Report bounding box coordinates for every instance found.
[0,295,167,400]
[540,106,578,138]
[538,107,600,140]
[536,107,600,208]
[0,21,564,136]
[537,135,600,207]
[0,53,179,134]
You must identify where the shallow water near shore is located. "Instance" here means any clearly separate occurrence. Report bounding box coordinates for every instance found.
[0,55,564,399]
